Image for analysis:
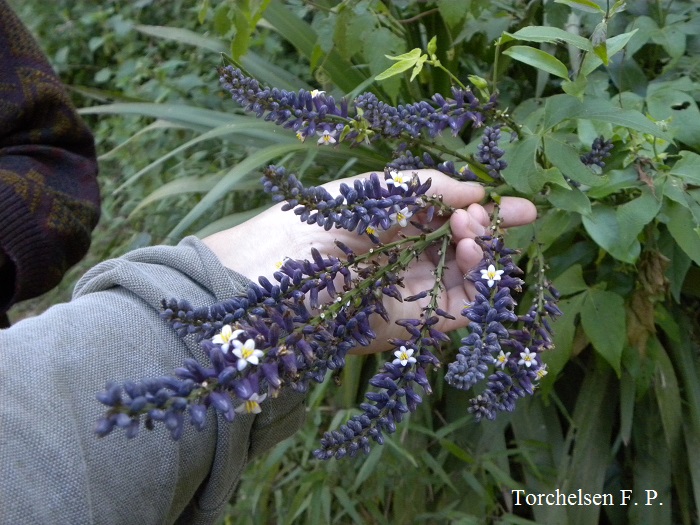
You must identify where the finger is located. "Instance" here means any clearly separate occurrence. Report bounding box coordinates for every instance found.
[413,169,486,209]
[487,196,537,228]
[449,204,488,243]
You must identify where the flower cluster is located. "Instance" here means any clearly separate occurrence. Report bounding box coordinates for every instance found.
[476,126,507,181]
[445,235,561,421]
[96,67,562,461]
[219,65,496,146]
[580,136,614,169]
[261,165,432,238]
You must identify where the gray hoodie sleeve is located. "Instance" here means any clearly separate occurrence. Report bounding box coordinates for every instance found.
[0,236,306,524]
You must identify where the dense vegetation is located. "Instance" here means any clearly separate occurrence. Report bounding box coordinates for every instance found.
[10,1,700,523]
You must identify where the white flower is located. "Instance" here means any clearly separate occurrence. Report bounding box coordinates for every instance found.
[317,129,336,145]
[480,264,504,287]
[494,350,511,369]
[232,338,264,371]
[536,364,548,380]
[389,205,413,227]
[310,89,325,98]
[296,130,306,142]
[392,346,417,367]
[518,348,537,368]
[235,392,267,414]
[212,325,244,353]
[386,170,409,192]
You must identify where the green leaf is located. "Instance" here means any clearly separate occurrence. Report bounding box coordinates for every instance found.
[577,98,671,140]
[373,58,416,81]
[134,24,226,53]
[501,135,550,193]
[543,94,583,130]
[544,136,606,187]
[545,292,586,390]
[437,0,467,29]
[647,87,700,150]
[503,46,570,79]
[129,173,223,216]
[508,26,592,51]
[116,121,293,192]
[79,103,233,130]
[581,289,626,374]
[547,185,592,215]
[591,21,608,65]
[553,265,588,296]
[168,142,311,239]
[580,29,639,76]
[582,204,641,263]
[663,200,700,265]
[615,189,661,248]
[263,0,367,93]
[559,363,615,524]
[554,0,605,13]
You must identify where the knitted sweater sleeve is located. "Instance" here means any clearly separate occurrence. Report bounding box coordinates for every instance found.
[0,0,100,313]
[0,237,306,525]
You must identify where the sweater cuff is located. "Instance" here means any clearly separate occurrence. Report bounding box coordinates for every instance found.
[0,182,54,308]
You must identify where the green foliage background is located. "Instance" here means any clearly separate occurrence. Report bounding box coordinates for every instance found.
[9,0,700,523]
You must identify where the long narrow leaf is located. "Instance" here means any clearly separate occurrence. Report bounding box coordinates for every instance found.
[116,121,296,192]
[167,142,312,239]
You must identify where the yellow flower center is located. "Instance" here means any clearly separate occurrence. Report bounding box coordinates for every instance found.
[244,400,259,413]
[242,347,254,359]
[399,350,409,361]
[366,226,376,235]
[396,212,405,222]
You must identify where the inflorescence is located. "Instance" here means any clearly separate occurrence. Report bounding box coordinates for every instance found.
[95,67,562,460]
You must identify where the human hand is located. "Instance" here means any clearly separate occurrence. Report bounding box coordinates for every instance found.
[202,169,536,354]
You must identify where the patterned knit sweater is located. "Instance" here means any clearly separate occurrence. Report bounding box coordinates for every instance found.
[0,0,101,323]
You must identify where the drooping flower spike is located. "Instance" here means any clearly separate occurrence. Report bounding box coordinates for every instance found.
[95,67,561,461]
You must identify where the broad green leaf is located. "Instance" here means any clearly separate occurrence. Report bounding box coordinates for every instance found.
[663,200,700,265]
[547,185,591,215]
[501,135,567,193]
[582,204,640,263]
[363,27,405,99]
[615,189,661,248]
[554,0,604,13]
[577,98,671,140]
[503,46,570,79]
[670,150,700,186]
[580,29,640,76]
[647,88,700,150]
[508,26,591,51]
[581,289,626,374]
[384,47,422,62]
[374,58,416,81]
[544,136,606,187]
[437,0,467,28]
[553,265,588,296]
[543,94,583,130]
